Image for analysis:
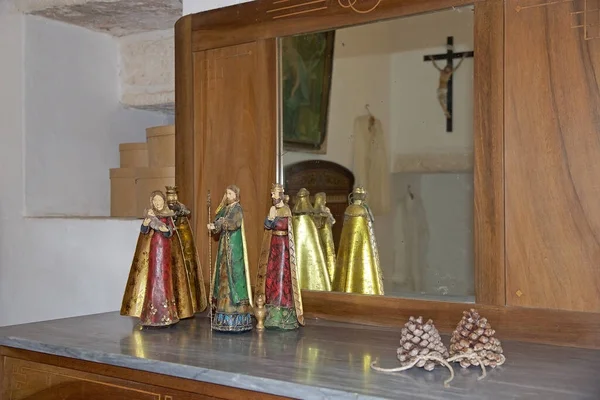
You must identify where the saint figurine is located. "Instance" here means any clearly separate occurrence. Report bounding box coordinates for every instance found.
[292,188,331,291]
[256,183,304,330]
[332,186,385,296]
[313,192,337,283]
[121,190,180,327]
[166,186,208,316]
[206,185,254,332]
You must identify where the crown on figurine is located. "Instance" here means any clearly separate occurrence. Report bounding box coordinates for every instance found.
[350,186,368,202]
[271,183,284,194]
[297,188,309,197]
[165,186,178,201]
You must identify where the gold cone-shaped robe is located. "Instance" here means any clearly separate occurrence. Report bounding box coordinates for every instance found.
[332,202,384,295]
[313,194,336,282]
[292,192,331,292]
[173,215,208,314]
[315,217,336,283]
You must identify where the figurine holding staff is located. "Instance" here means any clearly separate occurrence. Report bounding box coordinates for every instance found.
[206,185,254,332]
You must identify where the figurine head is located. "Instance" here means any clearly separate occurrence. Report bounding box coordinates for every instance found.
[165,186,178,205]
[313,192,327,211]
[349,186,368,204]
[225,185,240,204]
[149,190,173,216]
[271,183,285,208]
[293,188,313,214]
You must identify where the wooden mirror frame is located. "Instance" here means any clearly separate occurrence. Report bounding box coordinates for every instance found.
[175,0,600,348]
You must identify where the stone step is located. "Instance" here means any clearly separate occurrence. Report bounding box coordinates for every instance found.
[119,29,175,113]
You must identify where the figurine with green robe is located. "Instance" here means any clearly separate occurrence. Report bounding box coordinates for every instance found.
[206,185,254,332]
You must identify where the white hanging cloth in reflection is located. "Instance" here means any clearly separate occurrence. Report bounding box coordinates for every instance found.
[352,115,390,215]
[393,185,429,292]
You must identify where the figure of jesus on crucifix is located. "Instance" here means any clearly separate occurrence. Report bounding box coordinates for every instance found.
[429,53,466,119]
[423,36,474,133]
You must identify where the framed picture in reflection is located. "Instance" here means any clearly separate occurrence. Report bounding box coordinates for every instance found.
[281,31,335,153]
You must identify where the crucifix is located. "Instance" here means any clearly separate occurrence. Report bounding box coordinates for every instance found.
[423,36,474,133]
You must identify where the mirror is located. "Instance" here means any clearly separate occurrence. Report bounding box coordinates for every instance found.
[278,6,475,303]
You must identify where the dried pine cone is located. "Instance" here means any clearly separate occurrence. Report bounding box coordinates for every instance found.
[397,316,449,371]
[450,309,505,368]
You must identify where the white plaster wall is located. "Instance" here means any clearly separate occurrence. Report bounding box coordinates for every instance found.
[0,13,163,327]
[283,21,394,171]
[390,9,474,157]
[283,8,474,167]
[24,16,168,217]
[182,0,252,15]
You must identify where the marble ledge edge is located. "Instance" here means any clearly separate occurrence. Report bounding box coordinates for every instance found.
[0,336,378,400]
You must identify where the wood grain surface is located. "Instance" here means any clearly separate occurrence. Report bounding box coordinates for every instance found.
[193,40,278,286]
[302,290,600,349]
[505,0,600,312]
[175,16,196,228]
[0,348,286,400]
[473,0,505,306]
[188,0,474,52]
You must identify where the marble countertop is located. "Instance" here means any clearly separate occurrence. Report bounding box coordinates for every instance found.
[0,312,599,399]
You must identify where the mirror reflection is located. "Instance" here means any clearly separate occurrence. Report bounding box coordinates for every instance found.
[280,7,475,302]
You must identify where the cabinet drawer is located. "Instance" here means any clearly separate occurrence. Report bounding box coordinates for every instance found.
[2,356,215,400]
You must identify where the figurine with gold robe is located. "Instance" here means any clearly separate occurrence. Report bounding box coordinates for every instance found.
[256,183,304,330]
[121,190,182,327]
[313,192,337,282]
[166,186,208,316]
[207,185,254,332]
[332,187,385,296]
[292,188,331,291]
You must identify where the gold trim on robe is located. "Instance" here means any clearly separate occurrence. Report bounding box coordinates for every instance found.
[210,201,254,310]
[256,206,304,326]
[120,230,153,318]
[240,219,254,308]
[292,213,331,291]
[171,230,196,319]
[176,216,208,313]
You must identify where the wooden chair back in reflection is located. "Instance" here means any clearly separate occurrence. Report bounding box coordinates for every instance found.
[284,160,355,249]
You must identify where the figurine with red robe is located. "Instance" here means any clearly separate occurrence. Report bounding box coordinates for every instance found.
[256,183,304,330]
[120,190,180,327]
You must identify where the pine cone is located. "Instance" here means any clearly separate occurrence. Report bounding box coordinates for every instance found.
[450,309,505,368]
[396,316,449,371]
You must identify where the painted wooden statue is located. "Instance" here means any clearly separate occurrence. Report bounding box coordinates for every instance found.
[121,190,184,327]
[313,192,337,283]
[292,188,331,291]
[165,186,208,316]
[332,186,385,296]
[207,185,254,332]
[256,183,304,330]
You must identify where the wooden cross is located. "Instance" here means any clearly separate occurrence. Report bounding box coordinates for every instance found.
[423,36,474,133]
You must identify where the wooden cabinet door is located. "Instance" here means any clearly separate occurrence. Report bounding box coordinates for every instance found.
[193,40,277,285]
[505,0,600,312]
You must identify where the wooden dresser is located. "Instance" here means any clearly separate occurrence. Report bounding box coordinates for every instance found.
[1,312,600,399]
